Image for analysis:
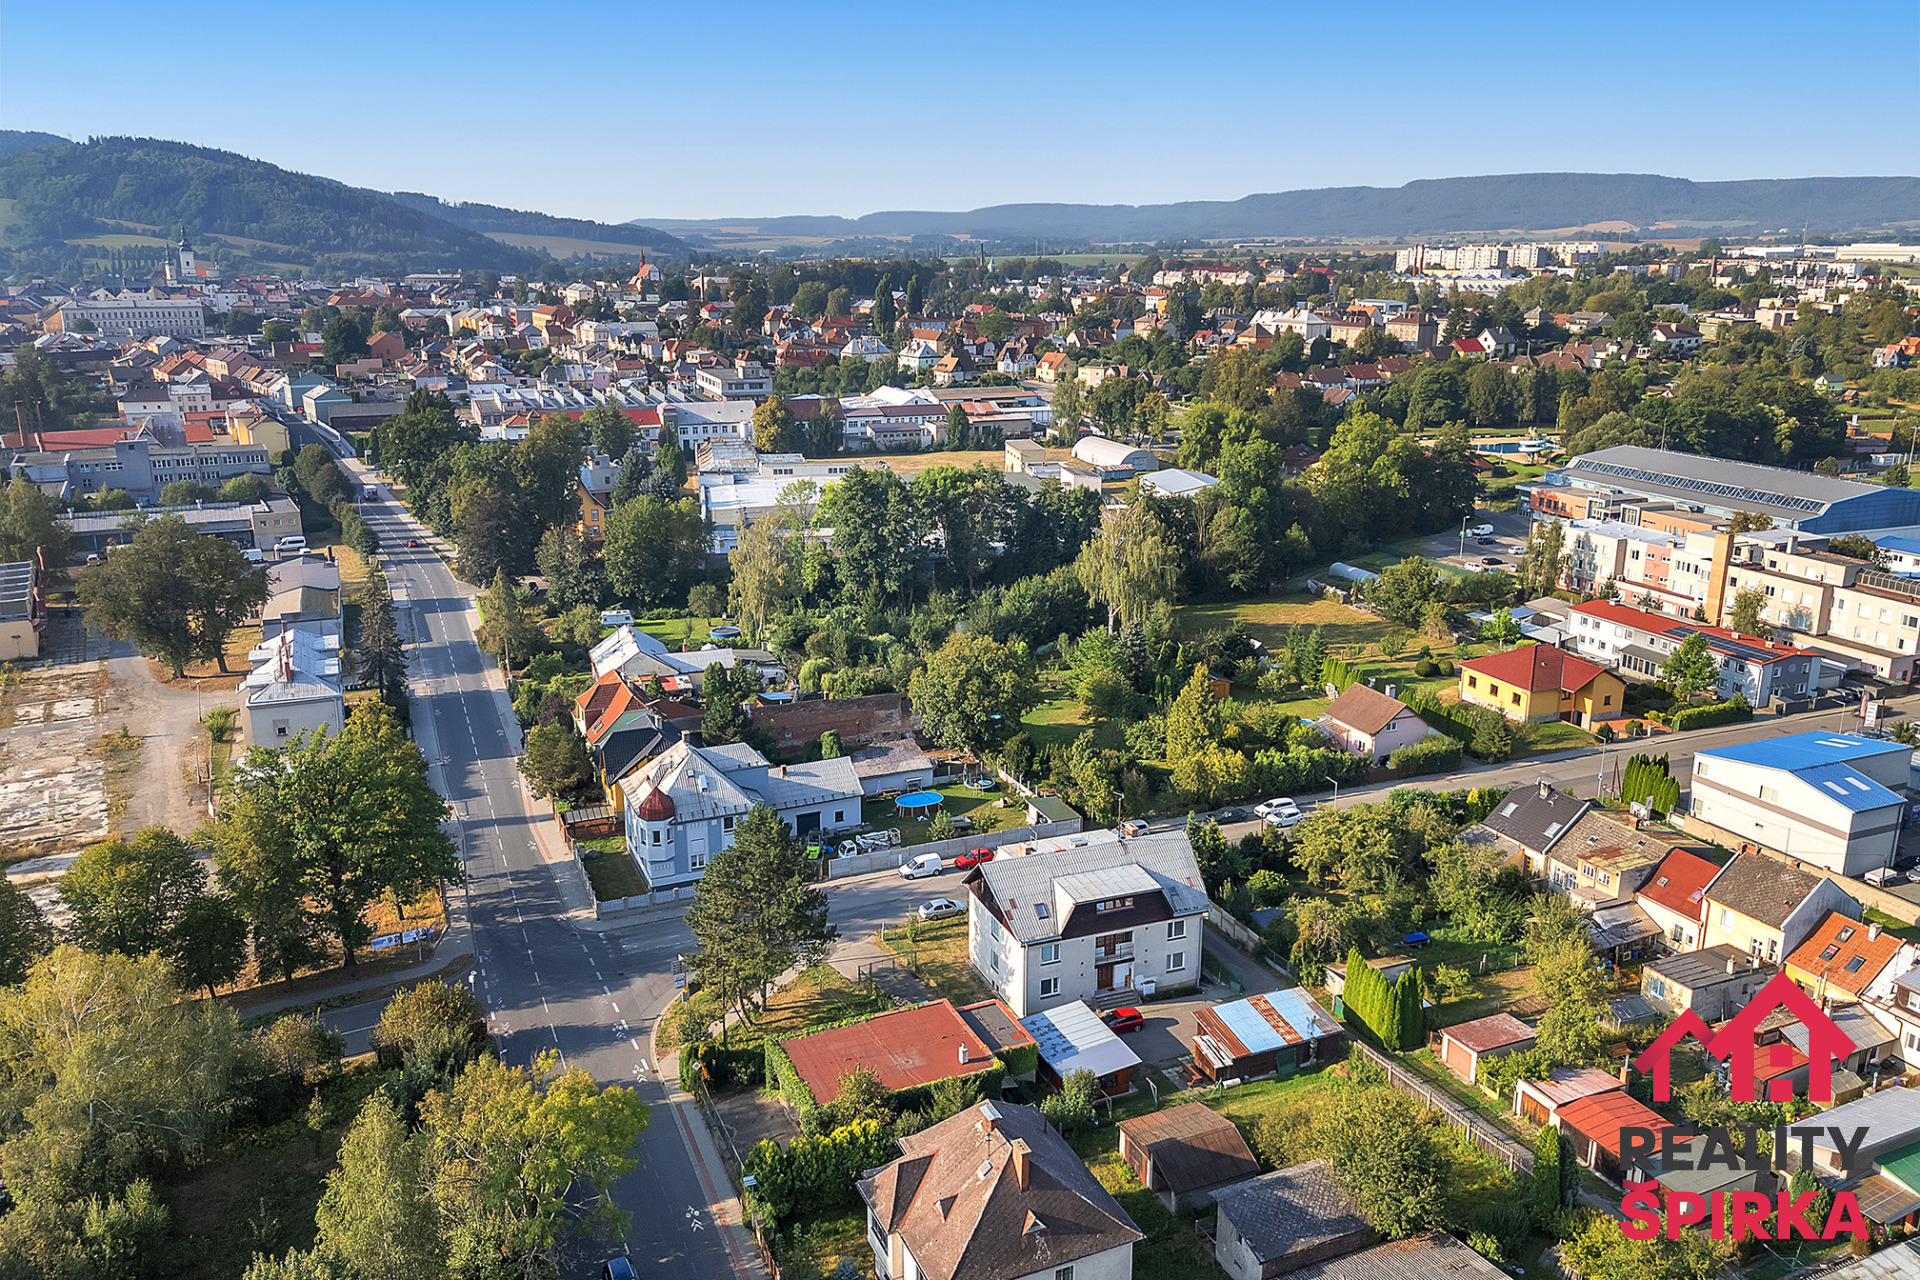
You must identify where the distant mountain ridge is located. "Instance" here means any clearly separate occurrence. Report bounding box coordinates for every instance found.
[636,172,1920,243]
[379,191,686,257]
[0,130,69,158]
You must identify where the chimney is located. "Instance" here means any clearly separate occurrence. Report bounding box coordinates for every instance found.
[1870,922,1883,942]
[1011,1139,1031,1191]
[1727,955,1740,976]
[1538,777,1550,800]
[959,1043,969,1065]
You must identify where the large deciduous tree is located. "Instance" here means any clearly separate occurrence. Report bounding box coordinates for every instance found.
[0,876,54,985]
[0,474,70,567]
[79,515,270,676]
[602,495,708,606]
[1661,632,1719,700]
[1073,501,1179,630]
[209,703,457,969]
[908,632,1040,751]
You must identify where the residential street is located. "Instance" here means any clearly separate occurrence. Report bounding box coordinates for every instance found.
[337,461,1920,1279]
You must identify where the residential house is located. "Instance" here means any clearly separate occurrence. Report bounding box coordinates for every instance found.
[242,628,344,748]
[858,1101,1142,1280]
[1116,1103,1260,1212]
[1316,683,1435,764]
[1688,734,1910,878]
[257,555,342,640]
[1455,646,1624,728]
[1463,779,1591,875]
[1641,945,1774,1021]
[576,447,620,542]
[621,740,862,890]
[1208,1160,1372,1280]
[964,831,1206,1015]
[1542,809,1698,906]
[1635,849,1727,951]
[0,555,46,660]
[1512,1067,1625,1128]
[1698,851,1860,963]
[1020,1000,1143,1097]
[1190,991,1345,1084]
[1563,600,1821,705]
[1784,912,1917,1004]
[1436,1014,1535,1084]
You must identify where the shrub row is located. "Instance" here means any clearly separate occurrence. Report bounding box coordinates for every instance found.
[1387,735,1464,776]
[1663,691,1753,732]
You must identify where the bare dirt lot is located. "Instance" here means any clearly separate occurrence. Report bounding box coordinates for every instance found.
[0,662,112,868]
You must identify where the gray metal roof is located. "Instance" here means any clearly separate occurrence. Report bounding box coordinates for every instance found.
[1211,1160,1368,1263]
[1809,1239,1920,1280]
[1565,445,1885,518]
[1807,1087,1920,1157]
[1269,1232,1506,1280]
[972,832,1206,944]
[1644,944,1771,990]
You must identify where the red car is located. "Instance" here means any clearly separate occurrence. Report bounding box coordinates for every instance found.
[954,847,994,870]
[406,539,419,548]
[1103,1008,1145,1034]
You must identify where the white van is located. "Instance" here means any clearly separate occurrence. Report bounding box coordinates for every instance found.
[600,609,635,627]
[1468,523,1494,537]
[274,534,307,553]
[242,548,266,564]
[898,853,944,879]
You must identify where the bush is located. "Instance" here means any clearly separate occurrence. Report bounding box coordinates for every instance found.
[1414,658,1438,677]
[1040,1068,1101,1136]
[1438,658,1456,676]
[1388,735,1464,776]
[743,1119,898,1226]
[1668,692,1752,733]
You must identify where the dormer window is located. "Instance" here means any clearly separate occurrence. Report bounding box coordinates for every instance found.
[1096,897,1134,913]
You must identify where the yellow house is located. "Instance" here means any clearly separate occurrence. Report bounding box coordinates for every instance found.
[1456,645,1624,729]
[230,410,290,457]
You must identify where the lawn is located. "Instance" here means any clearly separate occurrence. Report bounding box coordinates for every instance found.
[1864,906,1920,943]
[774,1210,870,1280]
[859,780,1025,840]
[633,614,716,650]
[1527,721,1597,754]
[1022,689,1087,749]
[659,964,890,1055]
[1180,593,1406,654]
[580,841,645,901]
[874,914,994,1006]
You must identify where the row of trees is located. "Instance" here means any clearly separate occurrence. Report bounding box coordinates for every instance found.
[1339,945,1423,1050]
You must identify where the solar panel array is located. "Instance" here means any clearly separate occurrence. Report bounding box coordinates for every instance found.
[1569,459,1825,514]
[1661,623,1788,666]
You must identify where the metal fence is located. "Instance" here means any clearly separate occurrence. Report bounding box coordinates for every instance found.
[1348,1039,1535,1176]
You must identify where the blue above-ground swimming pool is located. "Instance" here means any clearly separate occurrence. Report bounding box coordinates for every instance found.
[709,625,742,639]
[895,790,944,814]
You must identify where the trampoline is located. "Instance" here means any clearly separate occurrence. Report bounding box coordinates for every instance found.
[895,790,945,817]
[709,625,742,640]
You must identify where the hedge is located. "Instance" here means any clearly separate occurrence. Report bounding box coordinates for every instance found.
[764,1039,826,1133]
[1247,745,1371,795]
[743,1118,898,1226]
[1667,692,1752,733]
[1339,946,1422,1051]
[1387,736,1464,776]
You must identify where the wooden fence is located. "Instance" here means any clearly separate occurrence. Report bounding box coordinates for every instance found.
[1348,1039,1535,1176]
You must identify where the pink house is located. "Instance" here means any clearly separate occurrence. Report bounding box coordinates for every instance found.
[1319,684,1435,764]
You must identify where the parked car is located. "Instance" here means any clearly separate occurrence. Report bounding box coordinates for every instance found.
[916,898,966,922]
[1103,1007,1146,1034]
[1468,523,1494,536]
[1214,807,1250,824]
[1118,818,1150,837]
[274,534,307,553]
[898,853,943,879]
[406,538,419,548]
[1867,867,1907,888]
[1481,556,1504,566]
[242,548,266,564]
[954,847,994,869]
[1476,536,1500,546]
[1265,808,1306,830]
[601,1260,637,1280]
[1255,797,1301,820]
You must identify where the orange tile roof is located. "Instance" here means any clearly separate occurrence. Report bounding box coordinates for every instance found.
[782,1001,996,1103]
[1555,1089,1671,1156]
[1784,910,1907,996]
[1460,644,1608,694]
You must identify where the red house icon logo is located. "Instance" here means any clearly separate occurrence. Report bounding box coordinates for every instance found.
[1634,973,1856,1103]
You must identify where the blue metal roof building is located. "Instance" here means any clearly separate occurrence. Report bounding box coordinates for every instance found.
[1541,446,1920,534]
[1691,732,1912,878]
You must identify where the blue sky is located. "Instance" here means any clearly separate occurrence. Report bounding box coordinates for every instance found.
[4,0,1912,222]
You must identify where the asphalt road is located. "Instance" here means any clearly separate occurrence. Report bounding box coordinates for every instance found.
[343,470,742,1280]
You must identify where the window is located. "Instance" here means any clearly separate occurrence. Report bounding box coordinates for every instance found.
[1719,907,1733,928]
[1039,944,1061,965]
[1646,976,1666,1000]
[1846,956,1866,974]
[1166,952,1186,973]
[1511,692,1522,706]
[650,829,662,846]
[1167,920,1187,941]
[1096,897,1134,913]
[1468,675,1479,690]
[1760,786,1779,802]
[833,810,845,823]
[1055,1268,1075,1280]
[1838,926,1857,943]
[1670,924,1686,944]
[689,848,708,870]
[1039,977,1060,998]
[722,815,735,832]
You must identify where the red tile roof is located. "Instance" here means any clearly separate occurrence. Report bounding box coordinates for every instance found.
[782,1000,996,1103]
[1637,850,1724,920]
[1568,601,1818,662]
[1459,645,1608,694]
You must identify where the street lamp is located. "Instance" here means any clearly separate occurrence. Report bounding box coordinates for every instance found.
[1458,516,1469,562]
[1325,775,1341,802]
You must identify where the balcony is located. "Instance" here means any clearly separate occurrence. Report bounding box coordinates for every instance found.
[1093,944,1135,964]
